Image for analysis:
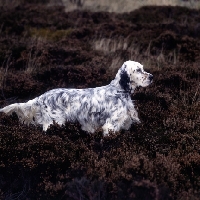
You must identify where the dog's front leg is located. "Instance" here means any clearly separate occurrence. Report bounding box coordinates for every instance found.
[129,109,141,124]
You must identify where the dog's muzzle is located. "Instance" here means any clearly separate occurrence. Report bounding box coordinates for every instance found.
[148,74,153,82]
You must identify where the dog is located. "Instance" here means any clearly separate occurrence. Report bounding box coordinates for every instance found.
[0,60,153,135]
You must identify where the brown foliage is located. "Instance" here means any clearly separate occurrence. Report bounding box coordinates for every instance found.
[0,4,200,200]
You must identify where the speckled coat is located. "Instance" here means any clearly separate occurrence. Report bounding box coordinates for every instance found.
[0,60,153,135]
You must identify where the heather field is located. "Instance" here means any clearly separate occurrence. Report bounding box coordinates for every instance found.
[0,4,200,199]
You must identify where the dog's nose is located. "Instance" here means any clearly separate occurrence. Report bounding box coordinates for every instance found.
[149,74,153,82]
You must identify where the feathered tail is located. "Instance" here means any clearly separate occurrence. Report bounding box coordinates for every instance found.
[0,100,37,125]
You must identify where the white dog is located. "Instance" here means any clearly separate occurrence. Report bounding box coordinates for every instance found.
[0,60,153,135]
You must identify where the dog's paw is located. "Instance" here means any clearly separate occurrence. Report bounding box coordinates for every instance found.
[133,118,141,124]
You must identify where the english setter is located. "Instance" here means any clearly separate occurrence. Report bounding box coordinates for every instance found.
[0,60,153,135]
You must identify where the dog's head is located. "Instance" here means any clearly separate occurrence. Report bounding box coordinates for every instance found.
[118,60,153,93]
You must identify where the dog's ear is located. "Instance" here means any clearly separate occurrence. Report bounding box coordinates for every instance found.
[119,67,130,91]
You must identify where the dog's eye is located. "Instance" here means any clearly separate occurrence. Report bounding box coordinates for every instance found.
[136,68,142,73]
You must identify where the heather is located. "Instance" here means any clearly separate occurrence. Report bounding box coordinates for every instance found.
[0,5,200,199]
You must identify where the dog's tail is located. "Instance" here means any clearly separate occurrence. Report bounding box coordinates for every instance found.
[0,100,37,125]
[0,103,20,115]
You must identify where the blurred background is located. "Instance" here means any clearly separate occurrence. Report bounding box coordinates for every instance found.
[1,0,200,12]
